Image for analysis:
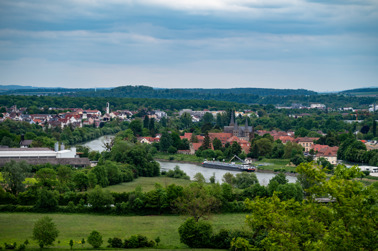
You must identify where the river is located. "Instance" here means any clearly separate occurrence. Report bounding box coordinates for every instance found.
[81,135,115,152]
[82,136,298,184]
[158,161,297,185]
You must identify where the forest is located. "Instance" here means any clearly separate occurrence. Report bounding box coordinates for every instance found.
[2,85,377,108]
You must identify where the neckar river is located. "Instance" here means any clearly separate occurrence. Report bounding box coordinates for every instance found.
[158,161,297,185]
[80,135,115,152]
[82,136,297,184]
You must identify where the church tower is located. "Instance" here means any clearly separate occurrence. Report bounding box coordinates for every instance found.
[233,119,239,137]
[106,102,110,114]
[229,112,235,126]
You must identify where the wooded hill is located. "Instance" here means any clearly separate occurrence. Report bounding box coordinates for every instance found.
[2,85,377,107]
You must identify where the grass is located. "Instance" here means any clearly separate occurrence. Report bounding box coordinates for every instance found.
[106,177,193,193]
[0,213,247,249]
[254,158,296,172]
[154,153,203,163]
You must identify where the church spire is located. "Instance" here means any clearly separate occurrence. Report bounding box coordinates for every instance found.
[245,117,248,128]
[230,111,235,126]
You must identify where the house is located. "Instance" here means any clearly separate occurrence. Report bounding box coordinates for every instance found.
[180,133,204,143]
[295,137,319,152]
[312,144,329,153]
[274,136,295,144]
[227,136,251,154]
[208,133,233,145]
[189,143,214,155]
[310,104,326,109]
[314,146,339,165]
[138,137,160,144]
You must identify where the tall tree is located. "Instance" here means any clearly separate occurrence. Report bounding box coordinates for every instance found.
[201,132,211,150]
[143,116,149,129]
[33,216,59,248]
[1,160,31,195]
[160,131,172,152]
[212,138,222,151]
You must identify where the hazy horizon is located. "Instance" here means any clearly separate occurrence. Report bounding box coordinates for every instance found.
[1,0,377,92]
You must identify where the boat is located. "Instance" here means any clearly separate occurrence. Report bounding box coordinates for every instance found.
[202,160,256,172]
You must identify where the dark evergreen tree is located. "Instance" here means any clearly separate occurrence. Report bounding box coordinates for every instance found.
[202,132,211,150]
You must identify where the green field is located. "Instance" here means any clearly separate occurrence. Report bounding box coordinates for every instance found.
[154,153,203,163]
[106,177,193,193]
[254,158,296,172]
[0,213,247,249]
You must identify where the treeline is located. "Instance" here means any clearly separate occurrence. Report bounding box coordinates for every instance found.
[0,119,124,147]
[71,86,375,108]
[3,85,376,107]
[338,135,378,166]
[0,95,249,112]
[0,161,302,216]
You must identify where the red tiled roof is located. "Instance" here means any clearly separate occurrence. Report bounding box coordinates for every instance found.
[316,146,338,157]
[274,136,295,143]
[295,137,319,143]
[312,144,329,152]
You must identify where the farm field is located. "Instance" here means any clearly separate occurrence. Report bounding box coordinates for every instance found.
[105,176,193,193]
[0,213,247,249]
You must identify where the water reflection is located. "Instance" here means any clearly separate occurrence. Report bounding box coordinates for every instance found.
[81,135,115,152]
[158,161,297,186]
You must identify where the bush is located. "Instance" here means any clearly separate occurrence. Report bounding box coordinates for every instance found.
[211,229,230,249]
[108,237,123,248]
[4,243,16,250]
[32,216,59,248]
[178,217,213,248]
[124,234,151,248]
[87,230,103,248]
[168,146,177,154]
[166,166,190,179]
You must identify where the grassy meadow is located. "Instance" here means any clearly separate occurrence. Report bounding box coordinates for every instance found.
[0,213,247,249]
[154,153,203,163]
[105,176,193,193]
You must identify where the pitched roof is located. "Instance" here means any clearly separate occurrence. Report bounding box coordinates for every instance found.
[316,146,339,157]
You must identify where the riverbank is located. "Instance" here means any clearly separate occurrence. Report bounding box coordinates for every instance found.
[155,157,298,177]
[80,135,115,152]
[157,161,298,184]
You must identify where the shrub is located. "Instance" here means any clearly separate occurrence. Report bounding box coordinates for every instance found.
[211,229,230,249]
[109,237,123,248]
[17,244,25,251]
[230,237,252,251]
[168,146,177,154]
[124,234,151,248]
[178,217,213,248]
[32,216,59,248]
[4,243,16,250]
[87,230,103,248]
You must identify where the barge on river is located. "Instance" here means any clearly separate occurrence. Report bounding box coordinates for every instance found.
[202,160,256,172]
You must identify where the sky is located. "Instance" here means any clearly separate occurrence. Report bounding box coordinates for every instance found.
[0,0,377,92]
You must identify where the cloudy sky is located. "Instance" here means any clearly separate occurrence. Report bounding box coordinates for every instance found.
[0,0,377,91]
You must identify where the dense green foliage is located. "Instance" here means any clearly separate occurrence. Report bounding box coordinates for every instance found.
[87,231,103,248]
[32,216,59,248]
[0,119,123,148]
[178,217,213,248]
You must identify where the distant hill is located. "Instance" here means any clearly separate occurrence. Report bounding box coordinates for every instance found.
[339,87,378,97]
[0,85,34,91]
[182,88,316,96]
[71,85,317,104]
